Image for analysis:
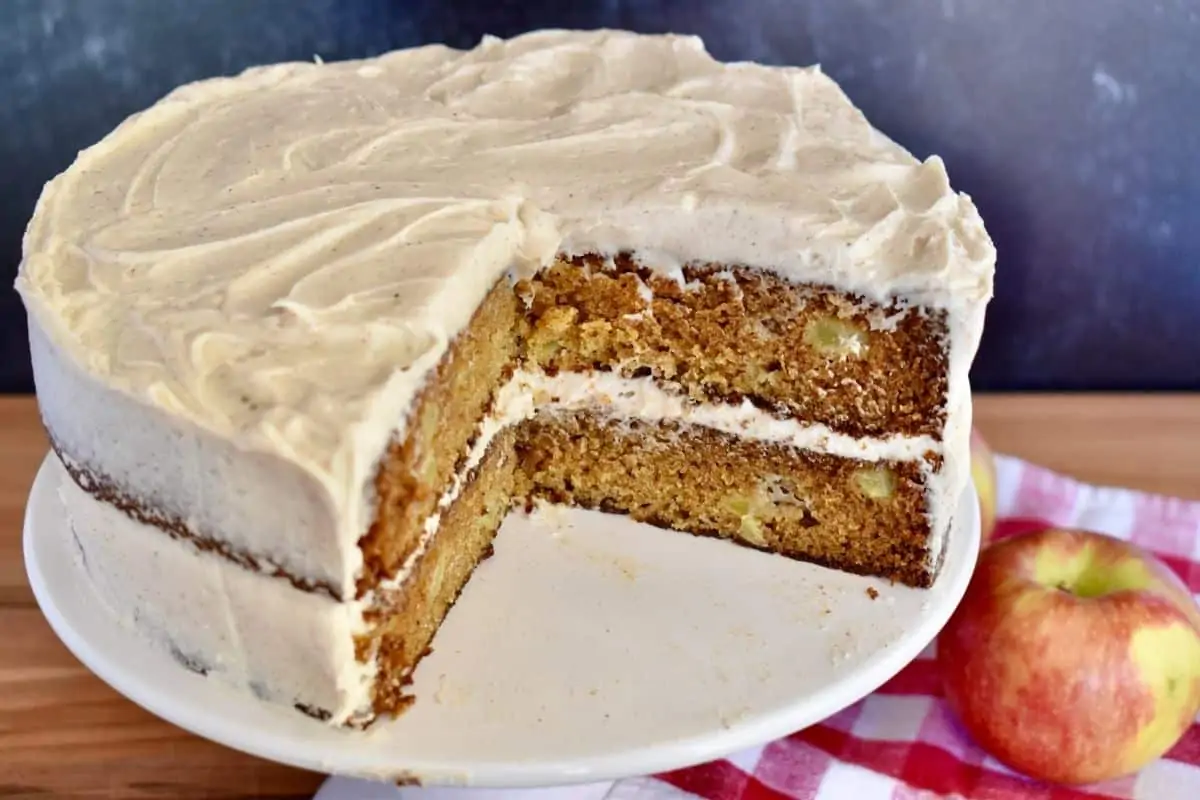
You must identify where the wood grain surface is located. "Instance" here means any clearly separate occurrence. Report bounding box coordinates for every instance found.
[2,393,1198,799]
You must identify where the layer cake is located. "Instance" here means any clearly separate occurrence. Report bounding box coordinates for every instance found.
[15,29,995,726]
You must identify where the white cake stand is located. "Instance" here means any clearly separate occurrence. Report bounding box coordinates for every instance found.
[25,453,978,788]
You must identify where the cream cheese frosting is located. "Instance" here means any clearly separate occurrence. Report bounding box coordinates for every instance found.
[17,28,994,603]
[55,457,376,720]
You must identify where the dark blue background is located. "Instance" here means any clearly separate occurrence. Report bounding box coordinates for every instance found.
[3,0,1198,392]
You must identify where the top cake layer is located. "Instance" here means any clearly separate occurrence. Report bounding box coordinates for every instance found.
[16,30,994,595]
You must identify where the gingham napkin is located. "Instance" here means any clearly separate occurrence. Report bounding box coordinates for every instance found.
[317,455,1200,800]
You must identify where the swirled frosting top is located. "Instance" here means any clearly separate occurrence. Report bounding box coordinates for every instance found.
[17,29,994,496]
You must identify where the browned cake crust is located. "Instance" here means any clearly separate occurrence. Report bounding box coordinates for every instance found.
[515,412,937,588]
[517,255,949,438]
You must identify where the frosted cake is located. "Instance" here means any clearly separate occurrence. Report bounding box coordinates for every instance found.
[15,29,995,726]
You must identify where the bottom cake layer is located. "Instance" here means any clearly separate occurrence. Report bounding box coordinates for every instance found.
[57,399,947,724]
[361,405,943,715]
[55,434,522,724]
[516,411,938,589]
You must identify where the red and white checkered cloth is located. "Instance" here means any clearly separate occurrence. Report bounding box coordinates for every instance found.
[320,455,1200,800]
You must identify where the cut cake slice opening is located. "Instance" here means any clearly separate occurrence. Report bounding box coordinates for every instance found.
[352,252,954,719]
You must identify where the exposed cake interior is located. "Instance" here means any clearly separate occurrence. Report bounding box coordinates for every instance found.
[521,256,949,438]
[356,253,952,718]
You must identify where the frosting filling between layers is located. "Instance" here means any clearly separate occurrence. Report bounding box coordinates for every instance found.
[501,370,942,462]
[371,368,951,597]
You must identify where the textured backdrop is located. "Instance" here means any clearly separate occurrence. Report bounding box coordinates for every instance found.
[2,0,1198,392]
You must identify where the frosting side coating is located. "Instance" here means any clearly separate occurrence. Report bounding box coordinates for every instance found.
[16,29,995,571]
[56,457,374,724]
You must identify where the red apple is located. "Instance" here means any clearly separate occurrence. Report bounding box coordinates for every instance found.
[939,527,1200,785]
[970,427,998,545]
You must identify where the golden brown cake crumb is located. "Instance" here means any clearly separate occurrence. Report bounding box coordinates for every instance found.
[515,411,936,588]
[360,429,518,716]
[516,254,949,438]
[357,281,519,596]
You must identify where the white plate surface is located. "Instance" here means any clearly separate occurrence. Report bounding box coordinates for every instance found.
[25,453,978,787]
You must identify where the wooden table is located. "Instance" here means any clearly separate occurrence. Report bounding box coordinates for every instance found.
[3,394,1199,799]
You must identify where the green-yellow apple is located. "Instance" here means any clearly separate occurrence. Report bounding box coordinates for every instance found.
[938,527,1200,785]
[969,426,998,544]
